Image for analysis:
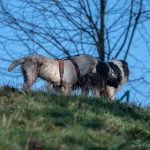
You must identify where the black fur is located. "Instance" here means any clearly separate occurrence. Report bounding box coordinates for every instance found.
[73,61,109,91]
[106,78,119,88]
[73,59,129,95]
[105,62,122,88]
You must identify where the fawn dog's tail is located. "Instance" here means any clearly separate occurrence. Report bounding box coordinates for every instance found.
[8,57,25,72]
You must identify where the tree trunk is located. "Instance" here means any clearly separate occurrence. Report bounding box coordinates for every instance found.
[97,0,105,61]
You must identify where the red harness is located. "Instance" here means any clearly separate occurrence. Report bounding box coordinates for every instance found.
[58,58,80,84]
[58,59,64,83]
[69,58,80,77]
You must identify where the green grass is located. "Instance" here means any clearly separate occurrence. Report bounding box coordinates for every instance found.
[0,86,150,150]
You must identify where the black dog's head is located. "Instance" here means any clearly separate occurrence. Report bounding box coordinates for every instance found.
[106,60,129,88]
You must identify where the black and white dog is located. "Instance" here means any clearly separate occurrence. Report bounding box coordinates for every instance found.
[73,60,129,100]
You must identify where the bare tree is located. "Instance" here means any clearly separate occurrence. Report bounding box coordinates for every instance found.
[0,0,150,104]
[0,0,144,59]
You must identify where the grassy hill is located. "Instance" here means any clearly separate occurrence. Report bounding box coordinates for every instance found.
[0,86,150,150]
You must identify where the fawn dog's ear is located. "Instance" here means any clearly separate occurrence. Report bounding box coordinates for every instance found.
[90,66,97,73]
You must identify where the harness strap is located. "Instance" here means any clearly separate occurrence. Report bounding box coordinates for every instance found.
[58,58,80,85]
[58,59,64,85]
[69,58,80,77]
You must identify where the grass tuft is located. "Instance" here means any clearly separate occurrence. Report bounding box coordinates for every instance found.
[0,86,150,150]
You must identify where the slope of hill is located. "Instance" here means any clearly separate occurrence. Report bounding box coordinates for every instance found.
[0,86,150,150]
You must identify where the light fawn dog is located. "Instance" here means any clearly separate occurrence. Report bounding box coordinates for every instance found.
[8,54,98,94]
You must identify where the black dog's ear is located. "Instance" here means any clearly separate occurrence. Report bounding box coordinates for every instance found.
[106,78,119,88]
[119,60,128,66]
